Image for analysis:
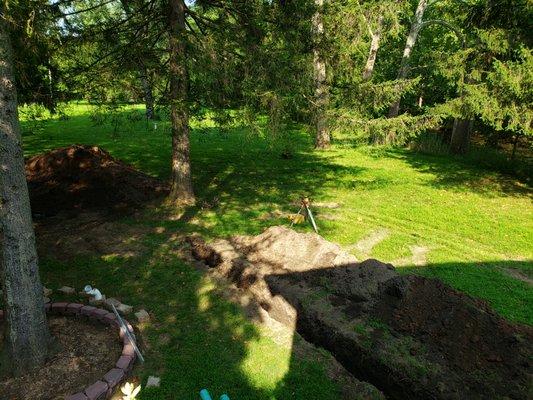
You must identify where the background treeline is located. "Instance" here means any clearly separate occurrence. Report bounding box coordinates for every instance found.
[10,0,533,162]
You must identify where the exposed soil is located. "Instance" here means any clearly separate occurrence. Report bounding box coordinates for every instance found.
[35,211,150,261]
[26,145,168,218]
[0,316,122,400]
[188,226,533,400]
[503,268,533,285]
[346,228,390,255]
[392,244,430,266]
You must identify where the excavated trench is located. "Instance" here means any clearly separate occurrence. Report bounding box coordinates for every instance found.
[188,226,532,400]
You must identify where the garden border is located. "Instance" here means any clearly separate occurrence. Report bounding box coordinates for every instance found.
[0,303,136,400]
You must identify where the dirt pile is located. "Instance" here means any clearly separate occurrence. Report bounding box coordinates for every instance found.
[188,226,533,400]
[26,145,167,217]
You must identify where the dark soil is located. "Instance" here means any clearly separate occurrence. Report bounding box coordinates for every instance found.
[188,226,533,400]
[26,145,168,218]
[35,211,149,261]
[0,316,122,400]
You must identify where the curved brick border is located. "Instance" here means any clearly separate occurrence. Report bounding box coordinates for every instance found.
[0,303,136,400]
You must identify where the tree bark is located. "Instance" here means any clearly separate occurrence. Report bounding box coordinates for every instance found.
[168,0,195,204]
[139,66,154,120]
[120,0,155,120]
[0,12,51,375]
[511,133,519,162]
[388,0,428,118]
[450,118,473,154]
[362,16,383,81]
[313,0,330,149]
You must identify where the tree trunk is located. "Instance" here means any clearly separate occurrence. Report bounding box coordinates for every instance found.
[119,0,155,120]
[139,66,154,120]
[0,12,51,375]
[168,0,195,204]
[313,0,330,149]
[388,0,428,118]
[450,118,473,154]
[511,133,519,162]
[362,16,383,81]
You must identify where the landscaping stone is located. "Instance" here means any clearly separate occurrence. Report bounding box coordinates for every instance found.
[65,303,84,315]
[104,297,121,310]
[80,305,98,318]
[92,308,110,321]
[103,368,125,387]
[43,297,51,303]
[50,302,69,314]
[146,376,161,388]
[116,303,133,314]
[43,287,53,297]
[122,342,136,357]
[58,286,76,295]
[102,312,118,326]
[66,393,88,400]
[134,309,150,323]
[89,295,106,306]
[3,303,131,399]
[115,355,134,372]
[84,380,108,400]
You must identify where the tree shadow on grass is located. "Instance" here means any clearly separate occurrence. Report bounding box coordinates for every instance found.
[381,148,532,198]
[23,111,368,238]
[151,126,369,239]
[36,228,345,399]
[32,208,533,399]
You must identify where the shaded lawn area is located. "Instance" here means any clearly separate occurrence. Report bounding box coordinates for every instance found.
[41,243,340,399]
[20,103,533,397]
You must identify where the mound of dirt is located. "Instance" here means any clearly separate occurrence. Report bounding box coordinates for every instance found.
[26,145,168,217]
[188,226,533,400]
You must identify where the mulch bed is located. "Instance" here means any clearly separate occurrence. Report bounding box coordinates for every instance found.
[0,304,135,400]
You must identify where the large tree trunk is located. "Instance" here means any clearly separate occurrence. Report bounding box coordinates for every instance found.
[313,0,330,149]
[388,0,428,118]
[450,118,472,154]
[168,0,195,204]
[362,16,383,81]
[0,12,51,375]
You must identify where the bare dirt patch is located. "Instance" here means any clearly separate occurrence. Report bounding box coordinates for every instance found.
[503,268,533,285]
[393,244,431,267]
[188,226,533,400]
[26,145,167,218]
[24,145,170,261]
[0,316,122,400]
[35,211,149,261]
[346,228,390,256]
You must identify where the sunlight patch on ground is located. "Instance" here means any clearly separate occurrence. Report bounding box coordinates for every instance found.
[240,332,292,392]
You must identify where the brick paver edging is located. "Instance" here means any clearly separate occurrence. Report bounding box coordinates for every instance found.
[0,303,136,400]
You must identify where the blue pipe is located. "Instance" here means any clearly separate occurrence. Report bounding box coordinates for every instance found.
[200,389,213,400]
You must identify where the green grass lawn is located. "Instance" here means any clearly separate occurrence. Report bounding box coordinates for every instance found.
[20,102,533,398]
